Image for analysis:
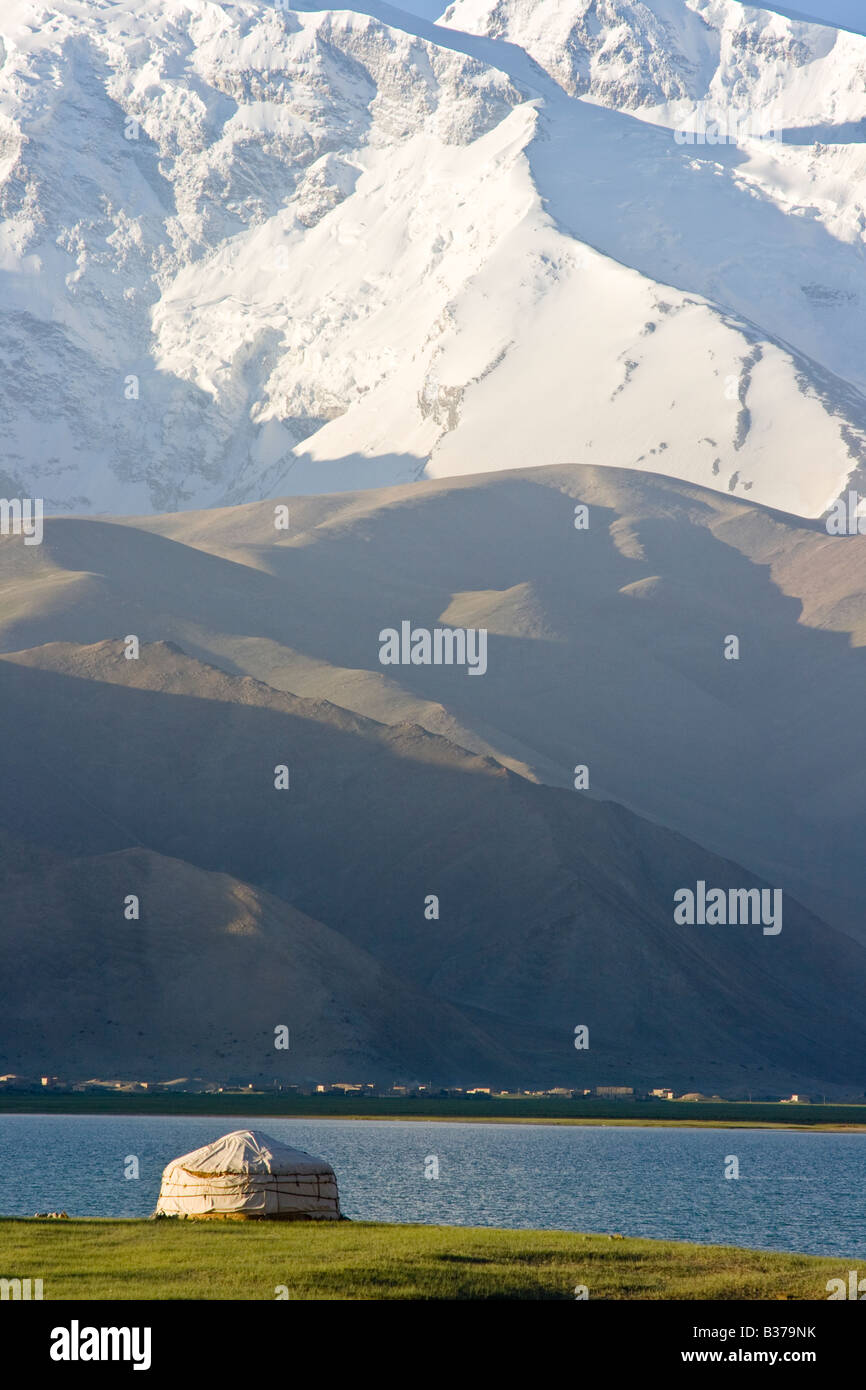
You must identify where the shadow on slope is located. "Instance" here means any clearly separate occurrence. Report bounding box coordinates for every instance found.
[2,640,866,1090]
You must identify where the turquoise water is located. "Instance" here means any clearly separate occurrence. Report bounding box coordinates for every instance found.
[1,1116,864,1258]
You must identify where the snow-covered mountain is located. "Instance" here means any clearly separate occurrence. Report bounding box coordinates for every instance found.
[1,0,866,514]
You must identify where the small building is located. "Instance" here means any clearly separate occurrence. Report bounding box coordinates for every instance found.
[154,1130,341,1221]
[321,1083,376,1095]
[595,1086,634,1099]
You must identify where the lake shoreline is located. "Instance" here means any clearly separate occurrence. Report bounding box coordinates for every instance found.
[2,1102,865,1132]
[5,1093,866,1137]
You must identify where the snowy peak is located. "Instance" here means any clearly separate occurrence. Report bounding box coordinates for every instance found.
[0,0,523,510]
[1,0,866,516]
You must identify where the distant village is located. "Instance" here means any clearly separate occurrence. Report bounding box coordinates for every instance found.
[0,1074,824,1103]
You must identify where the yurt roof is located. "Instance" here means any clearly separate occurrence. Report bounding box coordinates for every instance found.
[162,1129,334,1178]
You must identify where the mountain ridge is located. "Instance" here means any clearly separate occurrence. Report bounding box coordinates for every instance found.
[2,0,866,514]
[4,458,866,939]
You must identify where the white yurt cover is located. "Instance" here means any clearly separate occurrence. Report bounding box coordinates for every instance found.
[154,1129,340,1219]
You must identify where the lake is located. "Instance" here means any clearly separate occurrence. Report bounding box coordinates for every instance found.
[1,1116,864,1258]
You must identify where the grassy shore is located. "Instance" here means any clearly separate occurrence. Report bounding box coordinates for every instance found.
[2,1093,865,1130]
[0,1218,849,1300]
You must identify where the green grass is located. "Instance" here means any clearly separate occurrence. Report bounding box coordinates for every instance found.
[0,1218,851,1300]
[3,1092,865,1129]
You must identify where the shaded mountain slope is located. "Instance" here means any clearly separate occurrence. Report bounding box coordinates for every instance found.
[0,832,530,1082]
[1,638,865,1090]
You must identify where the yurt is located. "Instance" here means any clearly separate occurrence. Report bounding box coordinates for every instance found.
[154,1129,341,1220]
